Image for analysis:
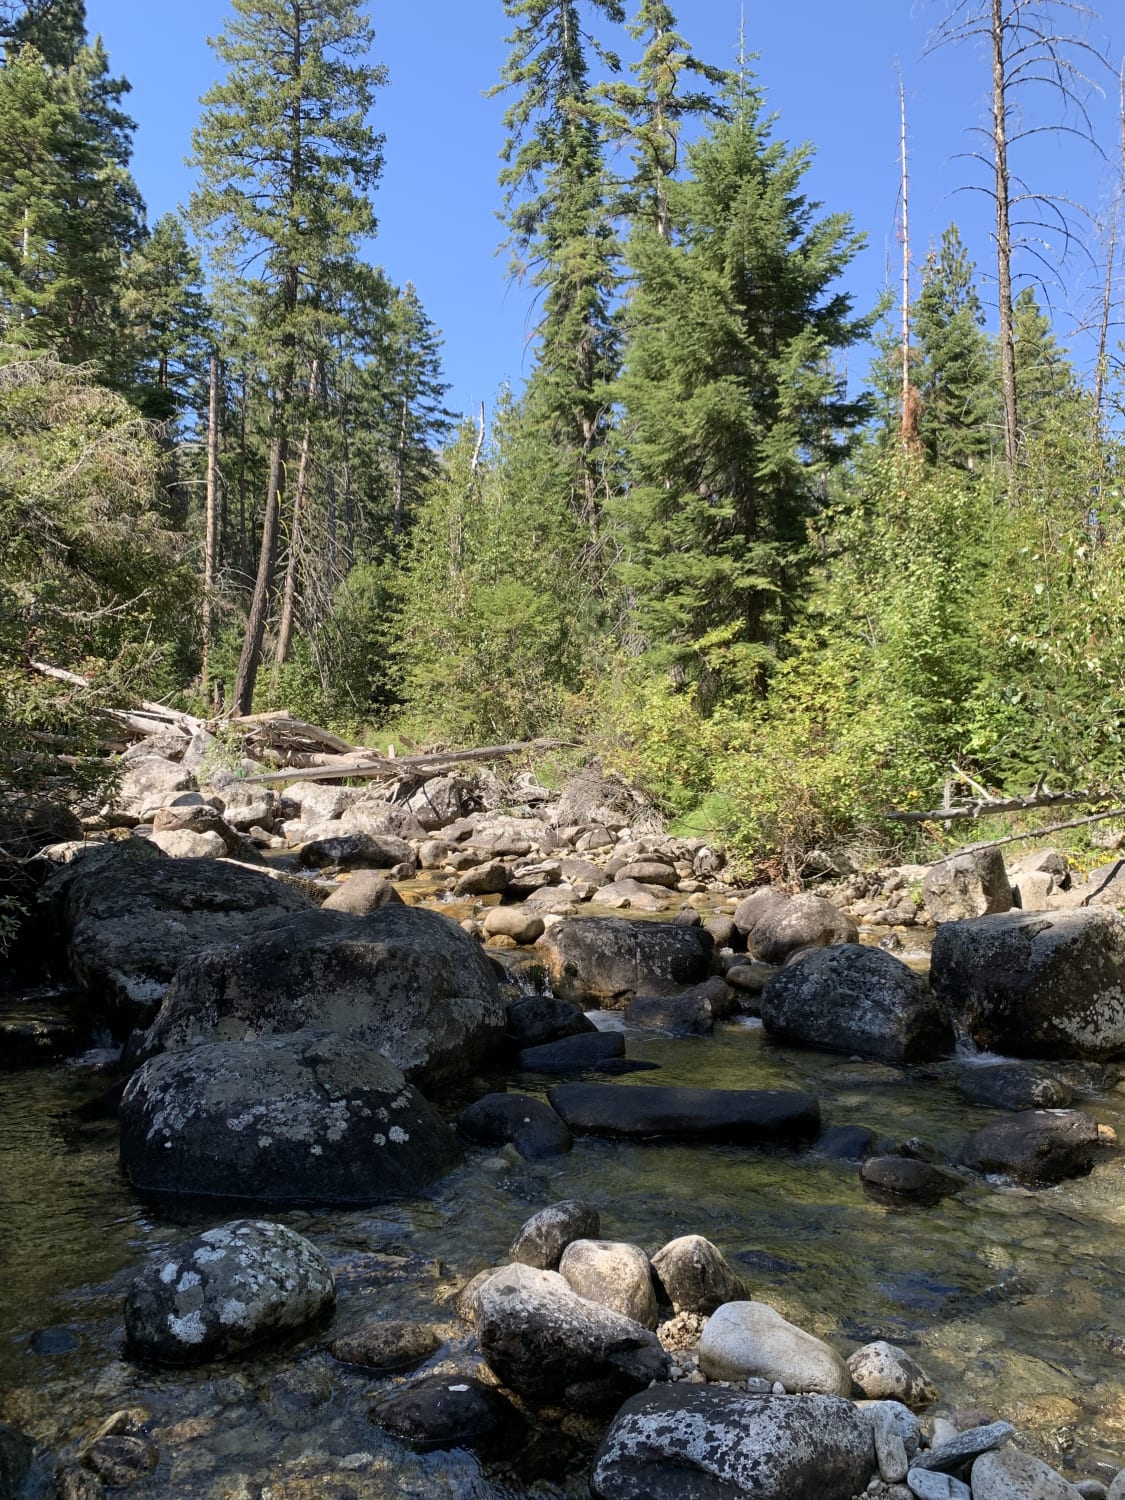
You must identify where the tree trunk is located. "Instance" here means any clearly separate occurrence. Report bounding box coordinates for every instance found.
[898,70,915,453]
[393,393,408,535]
[237,371,249,581]
[992,0,1019,475]
[201,351,221,697]
[274,357,319,668]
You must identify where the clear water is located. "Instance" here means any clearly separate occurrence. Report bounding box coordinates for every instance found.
[5,1015,1125,1496]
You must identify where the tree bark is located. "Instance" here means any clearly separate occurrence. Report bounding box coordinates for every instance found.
[274,357,319,667]
[992,0,1019,475]
[232,382,290,715]
[201,351,221,697]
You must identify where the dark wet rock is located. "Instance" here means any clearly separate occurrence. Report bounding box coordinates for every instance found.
[746,893,859,965]
[81,1435,158,1486]
[847,1341,939,1409]
[124,1219,334,1364]
[370,1373,513,1452]
[962,1109,1101,1184]
[626,979,730,1035]
[548,1082,821,1146]
[458,1092,572,1158]
[475,1262,668,1412]
[0,1424,34,1500]
[30,1326,79,1355]
[120,1029,461,1205]
[321,871,404,914]
[505,993,595,1048]
[138,904,505,1087]
[298,829,415,870]
[330,1319,440,1374]
[860,1156,964,1201]
[55,1467,104,1500]
[651,1234,747,1315]
[957,1063,1073,1111]
[559,1239,658,1328]
[518,1030,626,1072]
[510,1200,601,1270]
[819,1124,879,1161]
[912,1420,1014,1473]
[536,917,713,1005]
[971,1447,1085,1499]
[0,990,90,1068]
[922,845,1013,924]
[930,909,1125,1060]
[49,842,313,1029]
[590,1387,875,1500]
[760,944,953,1064]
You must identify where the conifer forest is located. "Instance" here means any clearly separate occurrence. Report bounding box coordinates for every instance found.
[4,0,1125,890]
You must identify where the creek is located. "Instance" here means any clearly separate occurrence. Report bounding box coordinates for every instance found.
[5,958,1125,1496]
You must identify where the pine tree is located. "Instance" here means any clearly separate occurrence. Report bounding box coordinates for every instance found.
[912,225,994,469]
[611,62,871,702]
[120,212,209,421]
[6,0,85,67]
[494,0,624,532]
[1011,284,1077,443]
[383,282,455,538]
[188,0,386,714]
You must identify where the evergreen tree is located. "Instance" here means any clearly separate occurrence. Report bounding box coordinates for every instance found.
[6,0,84,66]
[188,0,386,714]
[611,62,871,702]
[120,212,209,421]
[494,0,624,532]
[912,225,994,469]
[382,282,455,537]
[1011,284,1077,444]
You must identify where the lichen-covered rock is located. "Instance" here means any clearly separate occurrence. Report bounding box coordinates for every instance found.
[590,1387,875,1500]
[970,1447,1084,1499]
[137,904,505,1086]
[922,845,1013,924]
[698,1300,852,1395]
[119,1029,461,1204]
[50,842,313,1029]
[536,917,713,1005]
[558,1239,658,1328]
[760,944,953,1064]
[650,1234,747,1315]
[124,1220,334,1364]
[510,1200,600,1269]
[847,1341,939,1410]
[962,1109,1101,1184]
[475,1262,668,1411]
[930,909,1125,1060]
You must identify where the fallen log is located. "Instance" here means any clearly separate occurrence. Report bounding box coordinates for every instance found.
[234,738,577,787]
[887,787,1112,823]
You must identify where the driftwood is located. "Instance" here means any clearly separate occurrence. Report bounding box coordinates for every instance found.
[888,788,1113,823]
[235,739,577,787]
[929,805,1125,863]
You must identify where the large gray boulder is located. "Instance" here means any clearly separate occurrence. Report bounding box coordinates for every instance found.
[971,1448,1084,1499]
[746,893,858,965]
[124,1220,334,1364]
[922,845,1013,924]
[138,904,506,1086]
[930,908,1125,1059]
[474,1262,668,1411]
[405,775,472,831]
[536,917,713,1005]
[120,1029,461,1204]
[112,755,195,822]
[760,944,953,1063]
[590,1388,875,1500]
[49,842,313,1029]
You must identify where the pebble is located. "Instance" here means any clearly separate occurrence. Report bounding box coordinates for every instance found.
[907,1470,972,1500]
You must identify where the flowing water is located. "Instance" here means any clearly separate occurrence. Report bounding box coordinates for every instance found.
[6,998,1125,1495]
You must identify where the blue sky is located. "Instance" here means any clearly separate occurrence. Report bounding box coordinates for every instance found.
[84,0,1123,419]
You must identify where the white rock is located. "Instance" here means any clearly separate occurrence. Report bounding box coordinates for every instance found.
[698,1300,851,1395]
[559,1239,657,1329]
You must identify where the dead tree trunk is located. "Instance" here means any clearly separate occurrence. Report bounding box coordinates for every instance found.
[201,351,221,698]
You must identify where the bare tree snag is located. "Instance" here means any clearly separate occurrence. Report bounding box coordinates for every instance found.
[201,351,221,699]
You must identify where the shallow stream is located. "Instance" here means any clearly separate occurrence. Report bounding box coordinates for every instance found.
[6,993,1125,1496]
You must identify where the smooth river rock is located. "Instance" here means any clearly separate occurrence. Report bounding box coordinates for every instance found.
[970,1447,1085,1499]
[590,1387,875,1500]
[548,1082,821,1145]
[962,1109,1101,1184]
[559,1239,658,1328]
[651,1234,747,1315]
[457,1092,572,1159]
[698,1300,852,1394]
[746,893,859,965]
[760,944,953,1064]
[510,1200,601,1270]
[930,909,1125,1060]
[847,1341,939,1409]
[957,1062,1073,1111]
[120,1029,461,1204]
[124,1220,334,1364]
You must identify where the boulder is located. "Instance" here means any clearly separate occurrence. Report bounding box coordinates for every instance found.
[370,1373,513,1452]
[860,1156,964,1201]
[343,799,428,842]
[321,870,404,914]
[595,878,669,912]
[760,945,953,1064]
[454,860,510,897]
[124,1219,334,1364]
[119,1029,461,1204]
[847,1341,938,1410]
[505,993,595,1048]
[518,1031,626,1072]
[298,830,416,871]
[650,1234,746,1315]
[138,904,505,1086]
[458,1093,572,1159]
[625,987,715,1035]
[537,917,713,1005]
[614,861,678,888]
[590,1387,875,1500]
[113,756,195,822]
[970,1448,1084,1499]
[548,1082,821,1146]
[284,782,364,822]
[404,775,471,831]
[962,1109,1101,1184]
[330,1319,440,1374]
[956,1063,1073,1111]
[746,893,858,964]
[930,909,1125,1060]
[483,906,545,944]
[511,1199,600,1269]
[151,803,241,854]
[558,1239,658,1328]
[922,845,1013,924]
[733,886,791,938]
[474,1262,668,1411]
[213,784,278,833]
[699,1300,852,1394]
[147,828,228,860]
[557,772,649,831]
[52,842,312,1028]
